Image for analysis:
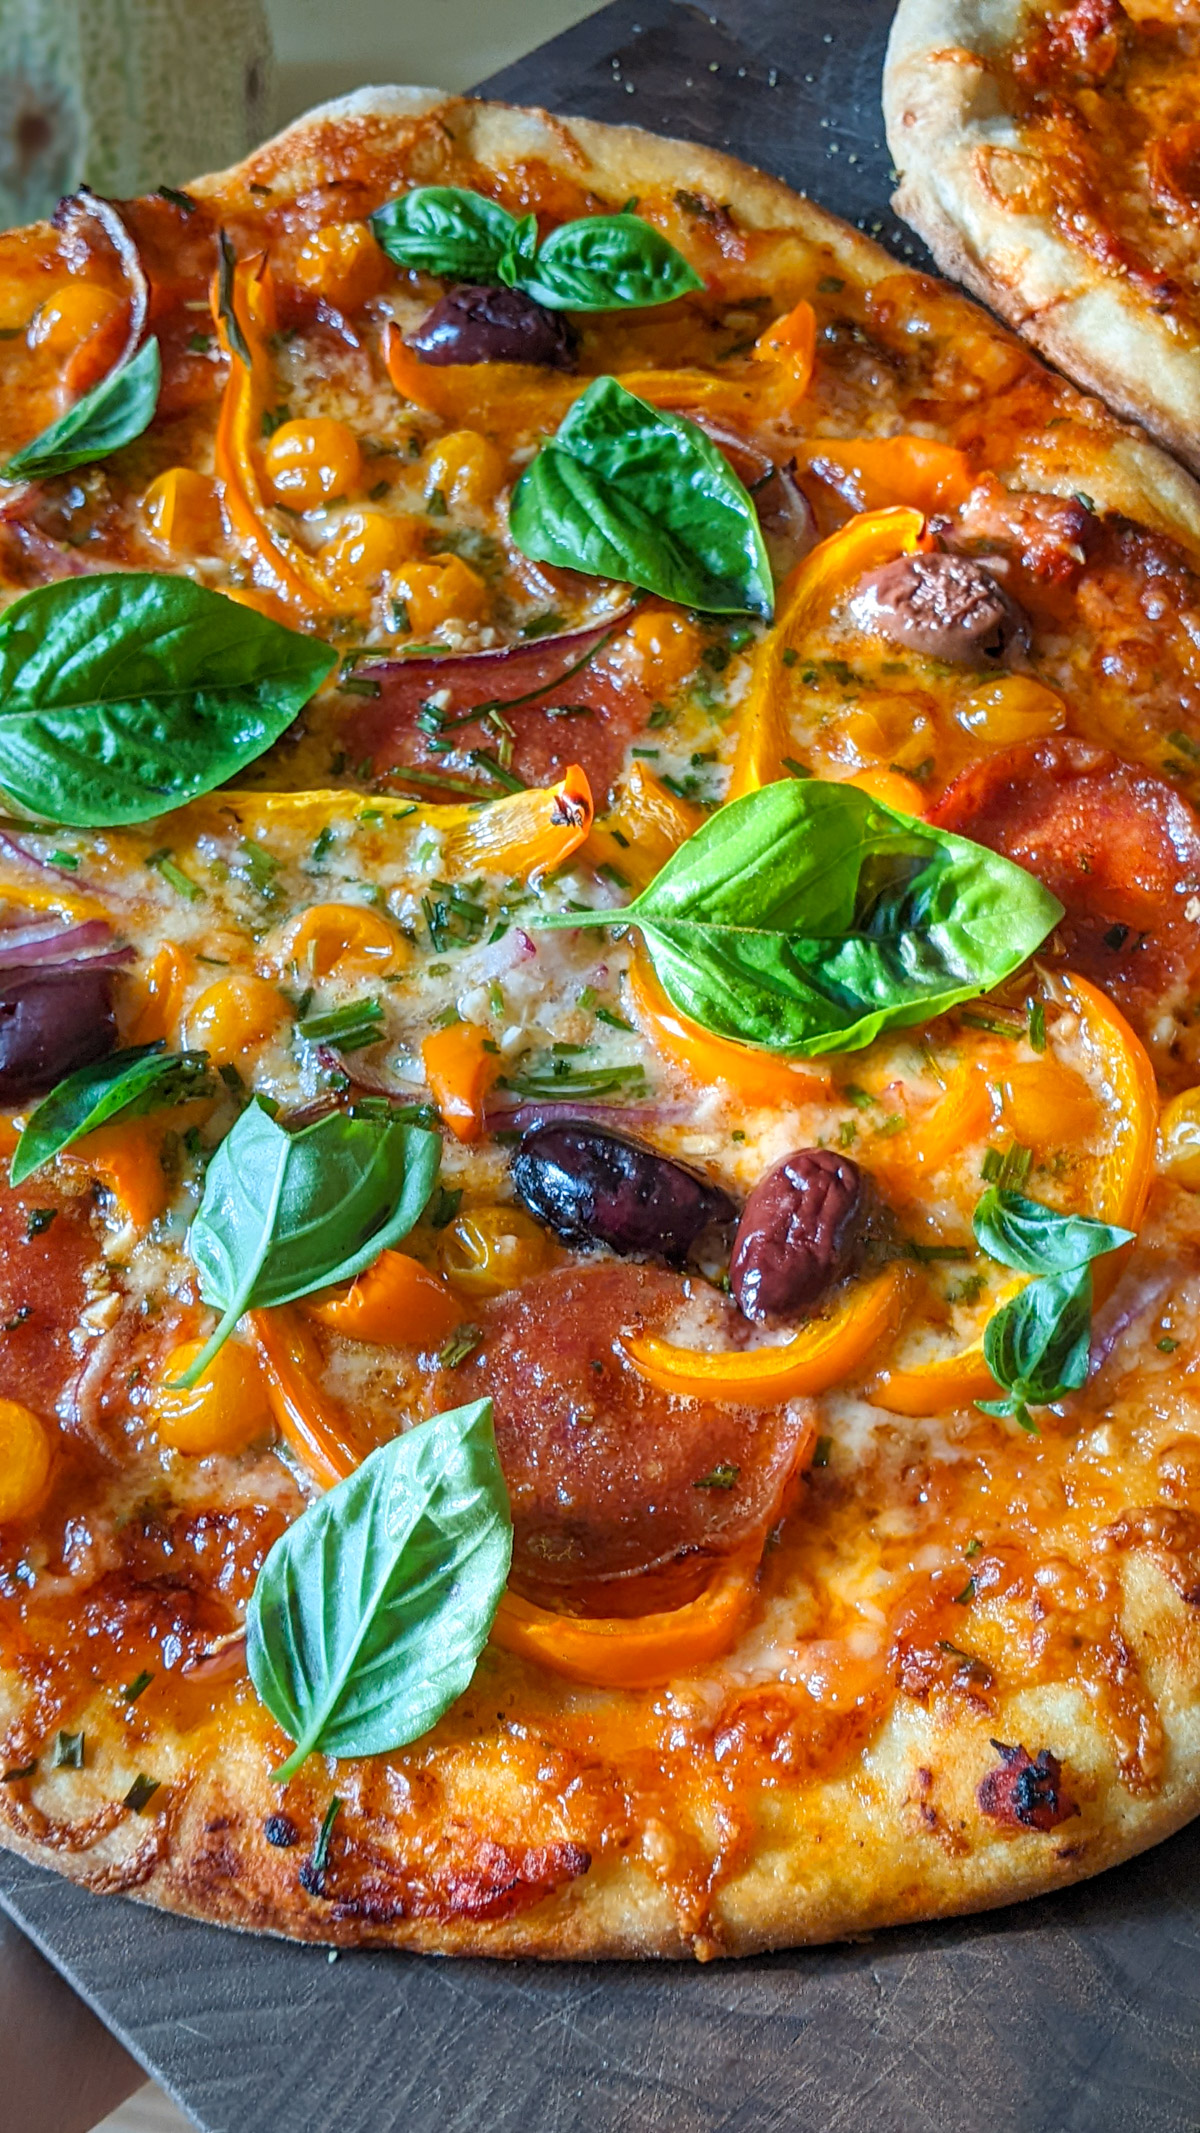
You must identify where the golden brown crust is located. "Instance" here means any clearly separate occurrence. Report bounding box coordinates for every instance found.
[3,85,1200,1961]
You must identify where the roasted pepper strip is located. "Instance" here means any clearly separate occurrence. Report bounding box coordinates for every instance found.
[213,253,337,617]
[628,950,829,1107]
[864,1064,997,1203]
[800,436,974,516]
[585,761,703,893]
[622,1264,911,1404]
[443,765,593,881]
[490,1544,764,1689]
[730,506,926,797]
[870,973,1157,1414]
[251,1307,360,1491]
[422,1021,499,1143]
[303,1248,462,1347]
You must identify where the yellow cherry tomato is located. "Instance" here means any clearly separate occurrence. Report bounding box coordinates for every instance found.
[424,430,504,510]
[441,1206,551,1297]
[1000,1059,1102,1148]
[186,975,289,1062]
[955,674,1068,747]
[262,417,362,508]
[285,902,407,981]
[320,508,422,599]
[391,555,488,635]
[606,606,704,694]
[0,1399,51,1522]
[153,1339,272,1455]
[29,280,122,353]
[293,222,387,309]
[141,466,225,553]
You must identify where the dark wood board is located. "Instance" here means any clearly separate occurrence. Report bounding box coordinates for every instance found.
[3,6,1200,2130]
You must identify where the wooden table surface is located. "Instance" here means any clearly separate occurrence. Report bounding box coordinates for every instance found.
[4,5,1200,2129]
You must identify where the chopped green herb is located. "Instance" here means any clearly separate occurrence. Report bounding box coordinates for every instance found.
[310,1794,341,1873]
[25,1208,57,1238]
[47,849,80,870]
[296,998,384,1052]
[424,1184,463,1230]
[260,403,292,438]
[311,826,336,864]
[437,1323,483,1368]
[811,1435,832,1469]
[694,1461,740,1490]
[122,1669,154,1702]
[781,756,812,779]
[1,1762,36,1783]
[954,1577,976,1605]
[147,848,203,902]
[157,184,198,214]
[594,1006,634,1031]
[781,646,799,667]
[123,1772,161,1813]
[237,838,279,899]
[426,486,448,517]
[964,1537,982,1559]
[52,1729,85,1769]
[1158,1336,1179,1353]
[1028,997,1046,1053]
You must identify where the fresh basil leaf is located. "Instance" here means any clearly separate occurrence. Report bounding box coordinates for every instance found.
[973,1187,1133,1275]
[247,1398,511,1780]
[511,377,772,616]
[504,213,703,311]
[3,337,161,480]
[182,1099,440,1382]
[978,1264,1094,1430]
[539,779,1062,1055]
[0,574,335,826]
[369,186,517,283]
[11,1042,210,1186]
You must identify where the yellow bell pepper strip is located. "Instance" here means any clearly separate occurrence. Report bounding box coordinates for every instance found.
[212,251,338,619]
[490,1542,764,1690]
[303,1247,462,1347]
[61,1100,212,1230]
[443,765,593,883]
[628,949,830,1108]
[799,436,974,517]
[750,298,817,419]
[383,324,579,433]
[250,1307,360,1491]
[870,973,1157,1415]
[621,1263,912,1405]
[125,941,196,1045]
[730,506,926,797]
[585,762,704,893]
[864,1064,997,1204]
[421,1021,500,1144]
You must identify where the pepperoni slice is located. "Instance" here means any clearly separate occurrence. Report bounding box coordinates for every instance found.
[931,737,1200,1032]
[441,1262,809,1611]
[0,1186,95,1419]
[345,627,651,806]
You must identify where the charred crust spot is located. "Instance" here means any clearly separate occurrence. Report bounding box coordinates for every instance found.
[264,1813,299,1848]
[977,1740,1080,1832]
[298,1860,327,1897]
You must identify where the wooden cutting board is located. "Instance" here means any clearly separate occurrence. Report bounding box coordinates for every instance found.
[4,6,1200,2128]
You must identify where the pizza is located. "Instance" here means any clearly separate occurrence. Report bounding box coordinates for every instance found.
[885,0,1200,477]
[1,89,1200,1963]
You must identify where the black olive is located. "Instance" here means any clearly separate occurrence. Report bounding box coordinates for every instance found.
[848,553,1031,667]
[512,1122,735,1265]
[0,967,117,1100]
[730,1148,870,1322]
[407,284,576,369]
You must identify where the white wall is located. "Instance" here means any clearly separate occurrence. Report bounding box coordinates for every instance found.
[265,0,602,123]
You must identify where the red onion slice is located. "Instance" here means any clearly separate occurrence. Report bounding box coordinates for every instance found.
[359,605,635,688]
[52,186,149,369]
[0,916,131,974]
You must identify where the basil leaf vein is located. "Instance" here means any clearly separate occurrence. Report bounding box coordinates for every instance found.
[0,574,335,826]
[11,1042,210,1186]
[369,187,518,283]
[978,1264,1095,1431]
[369,187,701,313]
[3,337,162,480]
[182,1100,440,1381]
[511,377,772,616]
[503,213,703,311]
[538,780,1062,1054]
[973,1187,1133,1275]
[247,1398,512,1780]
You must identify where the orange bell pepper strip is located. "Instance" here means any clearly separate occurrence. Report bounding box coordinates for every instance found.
[750,298,817,418]
[864,1064,997,1203]
[585,762,703,893]
[628,950,829,1108]
[303,1247,462,1347]
[490,1543,764,1689]
[422,1021,500,1143]
[730,506,926,797]
[250,1307,360,1491]
[621,1263,911,1404]
[799,436,974,517]
[124,941,196,1046]
[870,973,1157,1415]
[60,1116,174,1231]
[213,252,337,618]
[443,766,593,883]
[383,324,580,433]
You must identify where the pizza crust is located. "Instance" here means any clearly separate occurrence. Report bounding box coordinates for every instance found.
[4,84,1200,1959]
[884,0,1200,477]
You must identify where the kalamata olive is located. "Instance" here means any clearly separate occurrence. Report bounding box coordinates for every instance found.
[512,1121,736,1265]
[408,284,576,369]
[0,968,117,1100]
[730,1148,869,1322]
[848,552,1031,667]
